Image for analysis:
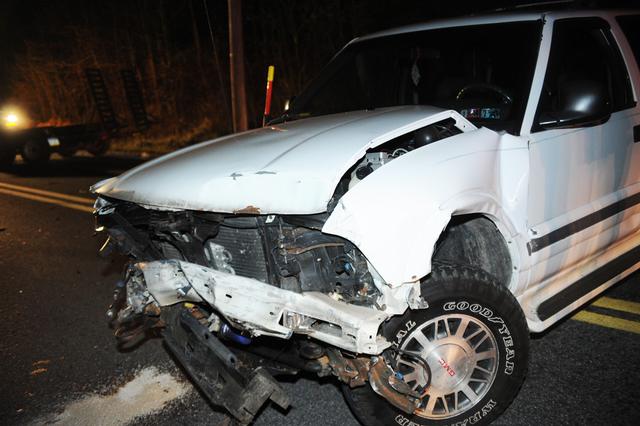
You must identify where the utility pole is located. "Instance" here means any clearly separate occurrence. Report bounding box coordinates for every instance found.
[228,0,249,132]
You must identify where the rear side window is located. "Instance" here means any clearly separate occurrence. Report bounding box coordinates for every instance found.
[535,17,635,127]
[617,15,640,70]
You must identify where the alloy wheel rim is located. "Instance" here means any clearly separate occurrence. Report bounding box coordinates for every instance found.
[396,313,499,419]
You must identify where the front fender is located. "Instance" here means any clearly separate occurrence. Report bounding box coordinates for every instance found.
[323,127,528,286]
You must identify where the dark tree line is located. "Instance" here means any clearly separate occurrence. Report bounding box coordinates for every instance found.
[4,0,616,150]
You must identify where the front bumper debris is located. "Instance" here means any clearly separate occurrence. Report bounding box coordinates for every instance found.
[163,305,290,424]
[135,259,391,354]
[106,262,426,421]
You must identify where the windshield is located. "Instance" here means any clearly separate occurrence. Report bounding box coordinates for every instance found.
[288,21,542,134]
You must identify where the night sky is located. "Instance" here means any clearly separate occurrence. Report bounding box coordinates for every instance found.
[0,0,636,134]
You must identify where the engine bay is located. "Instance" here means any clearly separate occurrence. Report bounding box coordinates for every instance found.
[97,199,380,306]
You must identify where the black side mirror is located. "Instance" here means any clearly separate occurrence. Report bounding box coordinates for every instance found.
[538,80,611,129]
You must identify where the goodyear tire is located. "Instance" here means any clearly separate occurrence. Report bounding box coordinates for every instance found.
[343,264,529,426]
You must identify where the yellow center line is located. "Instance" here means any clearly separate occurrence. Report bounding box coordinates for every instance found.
[0,181,95,205]
[572,311,640,335]
[592,296,640,316]
[0,187,94,213]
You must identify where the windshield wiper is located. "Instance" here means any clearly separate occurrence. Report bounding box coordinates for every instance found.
[267,111,300,125]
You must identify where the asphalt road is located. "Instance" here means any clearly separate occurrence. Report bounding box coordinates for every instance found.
[1,155,639,426]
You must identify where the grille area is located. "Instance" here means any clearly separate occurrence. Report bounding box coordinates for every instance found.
[212,224,269,283]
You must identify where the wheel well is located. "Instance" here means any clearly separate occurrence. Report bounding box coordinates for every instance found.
[432,214,512,287]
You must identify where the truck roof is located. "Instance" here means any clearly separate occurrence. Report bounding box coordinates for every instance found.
[356,9,640,43]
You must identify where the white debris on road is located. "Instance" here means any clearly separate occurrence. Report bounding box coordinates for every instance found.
[39,366,191,426]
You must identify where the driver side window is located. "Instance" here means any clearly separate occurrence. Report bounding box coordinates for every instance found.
[533,18,634,131]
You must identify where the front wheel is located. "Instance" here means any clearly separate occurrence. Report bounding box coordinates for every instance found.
[344,264,529,426]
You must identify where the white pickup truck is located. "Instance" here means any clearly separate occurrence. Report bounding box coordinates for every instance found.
[93,9,640,426]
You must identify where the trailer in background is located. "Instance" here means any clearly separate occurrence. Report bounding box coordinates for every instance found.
[0,123,111,167]
[0,66,152,168]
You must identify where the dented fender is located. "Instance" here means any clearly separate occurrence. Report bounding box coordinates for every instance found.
[323,128,529,286]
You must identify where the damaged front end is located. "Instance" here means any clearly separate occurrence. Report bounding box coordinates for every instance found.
[95,196,427,423]
[96,195,389,349]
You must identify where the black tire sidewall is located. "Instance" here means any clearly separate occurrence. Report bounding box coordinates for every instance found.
[345,266,529,426]
[22,139,50,164]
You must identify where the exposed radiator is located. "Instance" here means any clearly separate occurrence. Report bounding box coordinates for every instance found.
[212,222,269,283]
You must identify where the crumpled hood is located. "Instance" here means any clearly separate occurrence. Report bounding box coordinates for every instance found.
[93,106,472,214]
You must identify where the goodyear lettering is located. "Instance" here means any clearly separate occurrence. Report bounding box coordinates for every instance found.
[457,301,470,310]
[470,303,494,319]
[505,360,514,375]
[503,335,513,347]
[505,347,515,361]
[443,301,517,375]
[481,399,497,416]
[468,411,482,424]
[395,399,498,426]
[394,320,417,346]
[394,414,419,426]
[444,300,505,324]
[470,303,482,313]
[498,323,510,335]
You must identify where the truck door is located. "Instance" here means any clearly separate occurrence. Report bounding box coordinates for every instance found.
[526,17,639,288]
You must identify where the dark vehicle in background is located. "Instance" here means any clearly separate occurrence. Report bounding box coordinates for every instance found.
[0,123,111,167]
[0,66,145,168]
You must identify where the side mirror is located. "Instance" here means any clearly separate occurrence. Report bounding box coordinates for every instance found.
[538,80,611,129]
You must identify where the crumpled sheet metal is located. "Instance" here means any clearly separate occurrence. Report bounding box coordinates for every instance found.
[137,260,391,355]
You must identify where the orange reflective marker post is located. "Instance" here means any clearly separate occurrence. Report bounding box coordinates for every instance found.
[263,65,275,126]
